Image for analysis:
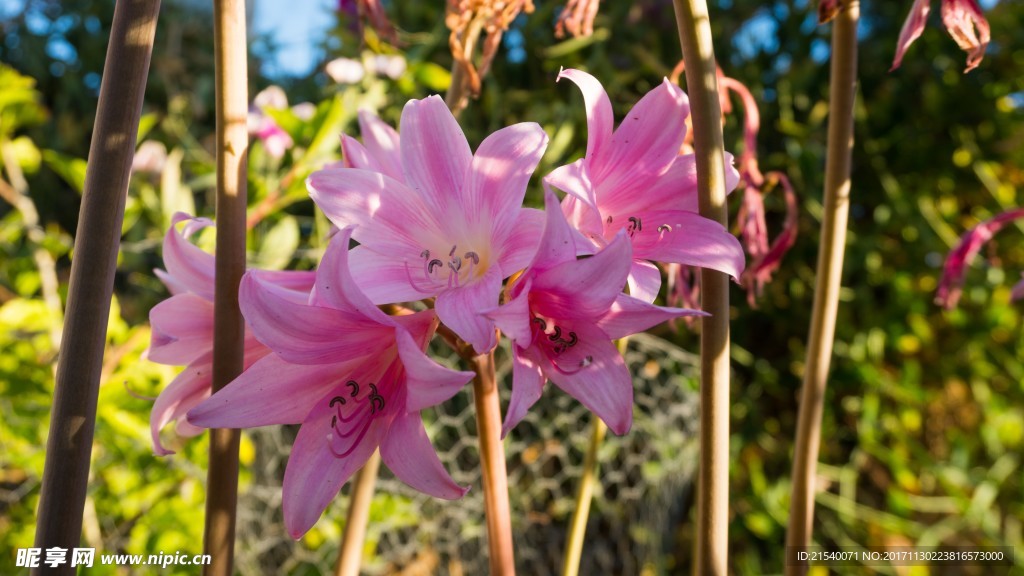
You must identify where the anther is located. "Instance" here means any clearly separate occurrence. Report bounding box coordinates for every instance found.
[449,245,458,257]
[420,249,430,259]
[329,396,346,407]
[564,332,578,347]
[658,224,672,233]
[548,325,562,341]
[428,259,443,274]
[607,215,614,224]
[346,380,359,397]
[628,216,642,232]
[464,251,479,264]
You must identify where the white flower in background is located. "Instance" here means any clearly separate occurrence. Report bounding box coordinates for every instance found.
[326,57,366,84]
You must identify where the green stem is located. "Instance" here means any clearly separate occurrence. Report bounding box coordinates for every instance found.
[334,450,382,576]
[204,0,249,574]
[561,416,607,576]
[671,1,731,573]
[31,1,161,573]
[785,3,860,574]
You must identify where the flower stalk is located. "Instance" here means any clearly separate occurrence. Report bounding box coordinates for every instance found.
[204,0,249,574]
[32,0,161,571]
[560,415,607,576]
[471,350,516,575]
[334,450,382,576]
[671,0,731,573]
[785,2,859,573]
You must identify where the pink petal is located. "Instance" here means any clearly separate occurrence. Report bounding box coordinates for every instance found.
[434,264,504,354]
[501,346,546,438]
[162,212,216,300]
[941,0,990,72]
[545,159,603,237]
[626,260,663,304]
[891,0,932,71]
[151,354,213,456]
[357,109,403,181]
[532,231,632,318]
[596,293,707,340]
[399,96,472,217]
[529,190,584,273]
[543,322,633,435]
[312,228,393,324]
[186,353,356,429]
[146,293,214,365]
[396,328,474,412]
[602,152,739,218]
[341,133,384,173]
[380,411,469,499]
[465,122,548,239]
[482,277,534,344]
[496,208,546,276]
[594,79,689,194]
[935,207,1024,309]
[239,272,389,364]
[348,245,440,303]
[249,269,316,301]
[627,210,746,280]
[556,68,614,163]
[391,309,439,349]
[283,388,388,539]
[308,168,442,254]
[154,268,188,296]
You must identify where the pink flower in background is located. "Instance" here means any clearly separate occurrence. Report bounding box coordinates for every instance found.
[308,95,548,354]
[147,213,314,455]
[548,68,744,302]
[485,192,705,437]
[248,86,295,159]
[935,207,1024,309]
[892,0,990,72]
[188,228,473,538]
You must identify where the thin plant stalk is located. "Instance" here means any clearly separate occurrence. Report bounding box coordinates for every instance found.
[472,350,516,575]
[31,1,161,573]
[785,3,859,573]
[203,0,249,574]
[334,450,382,576]
[561,337,627,576]
[560,415,607,576]
[672,0,732,573]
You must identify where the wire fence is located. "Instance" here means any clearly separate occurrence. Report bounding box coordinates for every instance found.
[234,333,702,575]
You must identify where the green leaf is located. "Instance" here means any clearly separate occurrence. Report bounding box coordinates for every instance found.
[7,136,41,174]
[412,62,452,92]
[160,148,195,227]
[42,149,87,194]
[136,112,159,143]
[253,216,299,270]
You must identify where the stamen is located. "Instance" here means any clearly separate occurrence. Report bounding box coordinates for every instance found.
[627,216,642,237]
[329,396,346,407]
[449,245,458,257]
[428,259,444,274]
[404,260,440,294]
[548,325,562,341]
[346,380,359,397]
[606,215,614,224]
[420,249,431,259]
[658,224,672,234]
[464,251,479,265]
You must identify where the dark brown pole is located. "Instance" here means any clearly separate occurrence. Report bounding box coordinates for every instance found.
[202,0,248,574]
[31,1,161,573]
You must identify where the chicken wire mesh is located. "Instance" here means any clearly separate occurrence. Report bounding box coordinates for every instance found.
[233,333,702,575]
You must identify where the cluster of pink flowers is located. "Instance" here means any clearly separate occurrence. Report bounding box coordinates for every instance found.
[146,69,745,539]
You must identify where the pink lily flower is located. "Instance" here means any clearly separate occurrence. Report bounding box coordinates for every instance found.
[308,95,549,353]
[339,109,403,182]
[188,227,474,538]
[548,68,745,303]
[935,207,1024,309]
[147,213,315,455]
[485,192,706,437]
[891,0,990,73]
